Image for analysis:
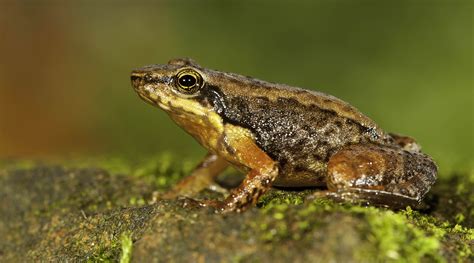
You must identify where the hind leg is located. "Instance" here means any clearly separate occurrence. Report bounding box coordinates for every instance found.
[314,143,437,209]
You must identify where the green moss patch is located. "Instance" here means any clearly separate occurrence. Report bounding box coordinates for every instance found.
[0,158,472,262]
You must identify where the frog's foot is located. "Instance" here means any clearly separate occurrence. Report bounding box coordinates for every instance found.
[201,166,278,213]
[172,197,228,213]
[322,143,437,209]
[175,196,207,209]
[174,197,229,213]
[162,182,228,199]
[389,133,422,152]
[161,153,229,199]
[308,189,424,209]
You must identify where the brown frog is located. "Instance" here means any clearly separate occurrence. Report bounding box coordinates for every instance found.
[131,58,437,212]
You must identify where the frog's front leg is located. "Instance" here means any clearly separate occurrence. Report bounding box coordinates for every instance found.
[319,143,437,209]
[162,153,229,199]
[204,124,279,213]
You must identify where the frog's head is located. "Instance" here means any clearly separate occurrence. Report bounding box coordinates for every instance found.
[131,57,236,144]
[131,58,216,117]
[132,58,230,149]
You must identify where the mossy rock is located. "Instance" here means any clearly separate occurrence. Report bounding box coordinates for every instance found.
[0,157,472,262]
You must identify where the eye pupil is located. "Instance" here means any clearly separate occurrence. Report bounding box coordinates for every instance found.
[178,74,196,88]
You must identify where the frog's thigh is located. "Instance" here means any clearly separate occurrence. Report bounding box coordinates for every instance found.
[162,153,229,199]
[214,124,278,212]
[325,144,437,208]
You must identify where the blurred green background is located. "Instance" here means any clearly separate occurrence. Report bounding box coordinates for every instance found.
[0,1,472,173]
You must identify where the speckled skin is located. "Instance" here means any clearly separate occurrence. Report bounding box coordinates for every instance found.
[131,58,437,212]
[203,89,386,187]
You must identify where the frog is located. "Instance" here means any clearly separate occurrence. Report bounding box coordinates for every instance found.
[131,58,437,213]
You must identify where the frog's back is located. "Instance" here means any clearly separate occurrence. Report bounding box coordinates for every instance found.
[200,69,391,186]
[217,71,381,128]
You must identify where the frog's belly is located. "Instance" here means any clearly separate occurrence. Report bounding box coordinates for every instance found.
[273,167,327,188]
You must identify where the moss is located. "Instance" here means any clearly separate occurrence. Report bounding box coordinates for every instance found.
[0,153,195,192]
[356,206,443,262]
[119,232,133,263]
[64,153,194,191]
[85,230,133,263]
[0,159,38,170]
[256,191,471,262]
[257,189,308,207]
[0,158,472,262]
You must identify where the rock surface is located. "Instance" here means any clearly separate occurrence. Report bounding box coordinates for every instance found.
[0,163,472,262]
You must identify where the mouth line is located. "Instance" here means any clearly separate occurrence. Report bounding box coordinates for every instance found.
[136,90,172,111]
[136,91,157,104]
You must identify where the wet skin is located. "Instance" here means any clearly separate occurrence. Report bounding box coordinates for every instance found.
[131,58,437,213]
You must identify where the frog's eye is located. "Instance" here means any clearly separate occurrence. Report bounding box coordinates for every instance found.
[175,69,203,94]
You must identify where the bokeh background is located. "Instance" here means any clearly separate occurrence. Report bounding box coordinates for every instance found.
[0,1,472,173]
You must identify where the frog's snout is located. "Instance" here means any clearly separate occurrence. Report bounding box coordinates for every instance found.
[130,72,143,91]
[130,74,141,83]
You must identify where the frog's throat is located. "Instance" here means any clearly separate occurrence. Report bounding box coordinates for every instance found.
[165,96,225,152]
[161,95,224,130]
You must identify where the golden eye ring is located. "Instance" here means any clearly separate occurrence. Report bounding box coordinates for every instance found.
[175,69,203,94]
